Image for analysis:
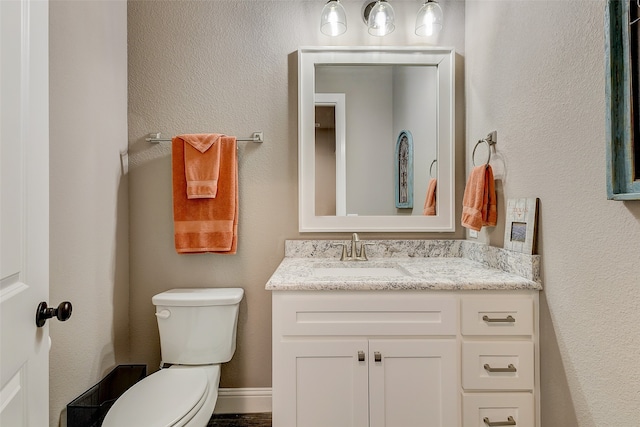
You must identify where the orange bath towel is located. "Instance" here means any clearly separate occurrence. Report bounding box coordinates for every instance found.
[178,133,223,199]
[461,165,497,231]
[172,135,238,254]
[423,178,437,216]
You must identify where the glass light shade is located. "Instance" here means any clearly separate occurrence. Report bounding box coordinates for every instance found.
[367,1,395,36]
[320,0,347,36]
[415,0,443,37]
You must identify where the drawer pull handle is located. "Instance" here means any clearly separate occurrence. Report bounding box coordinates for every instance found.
[483,315,515,323]
[484,363,517,373]
[358,351,365,362]
[483,416,516,426]
[374,351,382,362]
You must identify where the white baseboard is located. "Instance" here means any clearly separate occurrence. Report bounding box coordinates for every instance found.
[214,387,272,414]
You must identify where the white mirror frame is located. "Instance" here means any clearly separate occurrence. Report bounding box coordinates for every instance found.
[298,46,456,232]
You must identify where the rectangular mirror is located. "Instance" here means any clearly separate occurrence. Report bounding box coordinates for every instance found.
[298,47,455,232]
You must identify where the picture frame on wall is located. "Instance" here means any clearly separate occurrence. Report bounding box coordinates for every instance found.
[503,198,540,255]
[605,0,640,199]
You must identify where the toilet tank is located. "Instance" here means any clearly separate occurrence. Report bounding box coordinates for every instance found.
[152,288,244,365]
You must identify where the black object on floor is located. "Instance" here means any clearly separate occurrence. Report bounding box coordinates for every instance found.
[208,412,272,427]
[67,364,147,427]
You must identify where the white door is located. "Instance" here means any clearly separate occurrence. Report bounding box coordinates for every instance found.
[369,339,458,427]
[1,0,50,425]
[279,339,369,427]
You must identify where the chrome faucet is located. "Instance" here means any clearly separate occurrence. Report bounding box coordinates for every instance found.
[335,233,372,261]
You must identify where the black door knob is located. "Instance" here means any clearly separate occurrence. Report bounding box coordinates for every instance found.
[35,301,72,327]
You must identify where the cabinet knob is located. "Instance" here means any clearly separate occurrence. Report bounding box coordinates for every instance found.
[374,351,382,362]
[357,351,365,362]
[483,416,516,426]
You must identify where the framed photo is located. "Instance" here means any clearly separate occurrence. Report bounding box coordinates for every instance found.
[504,198,540,254]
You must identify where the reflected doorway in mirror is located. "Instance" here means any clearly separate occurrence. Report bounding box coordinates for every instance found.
[314,93,346,216]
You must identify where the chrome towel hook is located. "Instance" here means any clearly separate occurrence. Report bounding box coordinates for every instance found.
[472,131,497,167]
[429,159,437,178]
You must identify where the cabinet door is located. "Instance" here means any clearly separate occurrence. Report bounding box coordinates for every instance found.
[368,339,458,427]
[279,339,369,427]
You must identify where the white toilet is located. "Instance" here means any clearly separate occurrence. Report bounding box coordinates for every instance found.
[102,287,244,427]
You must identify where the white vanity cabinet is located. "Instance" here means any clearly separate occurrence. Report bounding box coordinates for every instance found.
[272,292,459,427]
[272,291,540,427]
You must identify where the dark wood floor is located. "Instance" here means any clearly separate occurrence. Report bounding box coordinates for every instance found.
[207,413,272,427]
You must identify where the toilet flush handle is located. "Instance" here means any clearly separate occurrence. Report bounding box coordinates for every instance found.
[155,309,171,319]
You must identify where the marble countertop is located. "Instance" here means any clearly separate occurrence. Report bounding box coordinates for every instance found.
[266,257,541,291]
[265,240,542,292]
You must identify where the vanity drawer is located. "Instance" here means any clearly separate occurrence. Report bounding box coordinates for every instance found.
[275,292,457,336]
[463,393,534,427]
[462,296,533,336]
[462,341,534,391]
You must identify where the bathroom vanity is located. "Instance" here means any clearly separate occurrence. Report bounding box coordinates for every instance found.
[267,240,542,427]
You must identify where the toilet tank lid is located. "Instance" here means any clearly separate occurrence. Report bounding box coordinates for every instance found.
[152,288,244,306]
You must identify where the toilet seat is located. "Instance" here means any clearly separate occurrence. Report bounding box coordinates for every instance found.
[102,366,211,427]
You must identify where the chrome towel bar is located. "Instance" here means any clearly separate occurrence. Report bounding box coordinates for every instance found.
[146,131,264,144]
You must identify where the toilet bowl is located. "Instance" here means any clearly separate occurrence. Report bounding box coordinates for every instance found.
[102,288,244,427]
[102,365,219,427]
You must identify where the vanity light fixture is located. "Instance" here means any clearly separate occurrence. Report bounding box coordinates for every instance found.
[363,0,395,36]
[415,0,443,37]
[320,0,347,36]
[321,0,442,37]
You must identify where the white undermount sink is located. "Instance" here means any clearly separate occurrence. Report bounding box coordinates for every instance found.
[311,262,409,278]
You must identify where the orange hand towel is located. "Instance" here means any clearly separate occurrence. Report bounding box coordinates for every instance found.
[172,135,238,254]
[423,178,437,216]
[178,133,223,199]
[461,165,497,231]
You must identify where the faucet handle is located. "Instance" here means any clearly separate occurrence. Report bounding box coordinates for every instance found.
[332,243,349,261]
[358,243,375,261]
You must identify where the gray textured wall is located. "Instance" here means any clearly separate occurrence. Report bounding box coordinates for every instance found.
[466,1,640,425]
